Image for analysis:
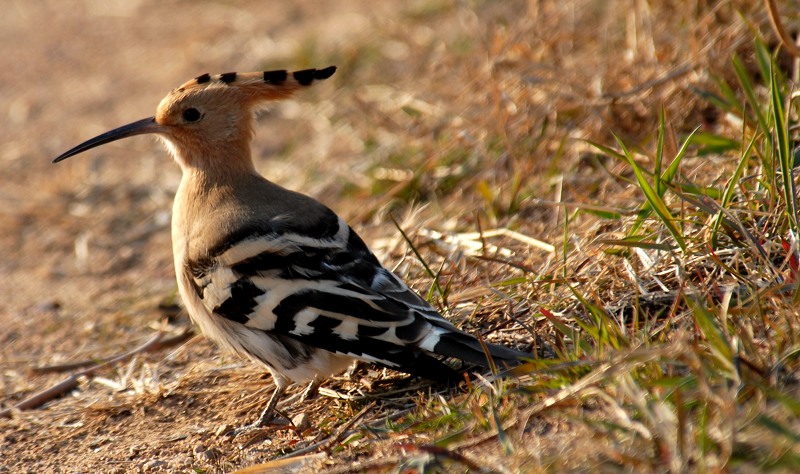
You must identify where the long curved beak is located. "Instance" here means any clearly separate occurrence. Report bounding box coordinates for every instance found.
[53,116,165,163]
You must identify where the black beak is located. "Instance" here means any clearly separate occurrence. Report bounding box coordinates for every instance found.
[53,116,164,163]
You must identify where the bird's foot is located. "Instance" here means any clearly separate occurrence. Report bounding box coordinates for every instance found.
[298,379,321,403]
[226,412,290,439]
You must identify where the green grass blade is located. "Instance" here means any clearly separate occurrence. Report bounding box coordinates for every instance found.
[770,60,798,231]
[755,39,779,90]
[684,295,734,372]
[732,54,770,136]
[584,139,627,162]
[389,214,447,305]
[595,237,674,251]
[755,414,800,443]
[712,134,757,247]
[540,307,593,356]
[613,133,687,252]
[661,126,700,185]
[568,286,627,351]
[491,399,514,455]
[655,107,665,195]
[690,131,742,155]
[694,84,739,116]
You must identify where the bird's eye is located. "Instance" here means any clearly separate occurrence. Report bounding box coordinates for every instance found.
[183,108,202,122]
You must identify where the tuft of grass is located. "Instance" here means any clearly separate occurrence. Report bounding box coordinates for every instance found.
[529,39,800,471]
[373,36,800,473]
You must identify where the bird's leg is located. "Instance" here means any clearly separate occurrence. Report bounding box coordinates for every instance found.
[255,378,290,426]
[230,376,290,437]
[298,377,321,403]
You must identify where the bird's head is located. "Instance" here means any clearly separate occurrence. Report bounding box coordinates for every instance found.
[53,66,336,172]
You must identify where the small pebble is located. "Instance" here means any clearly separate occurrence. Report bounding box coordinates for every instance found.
[202,448,221,463]
[143,459,167,471]
[193,442,206,455]
[169,456,192,470]
[215,424,233,437]
[292,412,310,430]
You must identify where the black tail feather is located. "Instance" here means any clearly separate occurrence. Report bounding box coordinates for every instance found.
[432,332,527,369]
[396,352,464,383]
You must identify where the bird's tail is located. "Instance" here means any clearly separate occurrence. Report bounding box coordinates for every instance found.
[432,331,528,371]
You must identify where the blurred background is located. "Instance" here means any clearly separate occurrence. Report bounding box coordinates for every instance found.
[1,0,781,471]
[2,0,764,326]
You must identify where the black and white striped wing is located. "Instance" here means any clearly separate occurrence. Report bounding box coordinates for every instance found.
[186,210,468,373]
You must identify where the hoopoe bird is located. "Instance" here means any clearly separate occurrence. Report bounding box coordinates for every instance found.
[54,66,526,428]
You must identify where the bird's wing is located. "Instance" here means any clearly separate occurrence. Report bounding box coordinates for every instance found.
[187,209,497,372]
[187,206,524,373]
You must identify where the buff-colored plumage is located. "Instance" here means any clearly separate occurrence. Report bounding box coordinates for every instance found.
[54,66,525,429]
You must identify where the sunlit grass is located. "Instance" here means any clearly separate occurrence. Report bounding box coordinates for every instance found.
[359,38,800,472]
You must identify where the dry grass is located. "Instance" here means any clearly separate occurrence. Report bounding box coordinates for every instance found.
[2,0,799,472]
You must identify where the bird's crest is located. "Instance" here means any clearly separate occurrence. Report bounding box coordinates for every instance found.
[171,66,336,103]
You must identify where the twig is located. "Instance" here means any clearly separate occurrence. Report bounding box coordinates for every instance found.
[320,456,404,474]
[272,402,377,460]
[1,329,195,417]
[765,0,800,59]
[395,444,495,473]
[272,405,415,464]
[469,254,538,274]
[601,64,695,100]
[229,453,329,474]
[32,329,195,374]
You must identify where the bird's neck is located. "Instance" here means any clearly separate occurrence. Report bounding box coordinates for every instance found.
[172,161,259,258]
[166,138,258,184]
